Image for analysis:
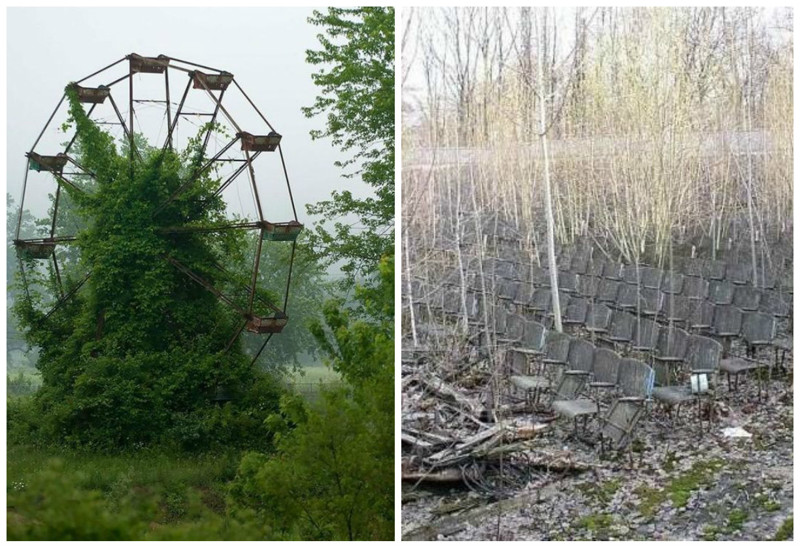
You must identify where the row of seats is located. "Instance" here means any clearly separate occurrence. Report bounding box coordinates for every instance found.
[501,320,655,449]
[421,277,785,397]
[475,233,791,293]
[422,280,784,358]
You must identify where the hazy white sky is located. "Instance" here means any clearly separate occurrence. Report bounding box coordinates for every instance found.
[6,7,370,239]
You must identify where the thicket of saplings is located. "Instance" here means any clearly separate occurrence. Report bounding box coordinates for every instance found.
[7,89,393,541]
[403,7,792,275]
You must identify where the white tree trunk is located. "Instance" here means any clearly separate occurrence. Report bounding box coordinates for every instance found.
[537,10,562,332]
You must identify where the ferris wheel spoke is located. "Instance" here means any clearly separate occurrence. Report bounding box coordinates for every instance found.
[42,271,92,322]
[163,255,248,317]
[50,185,62,238]
[102,72,131,89]
[283,240,297,313]
[199,86,227,158]
[213,151,261,197]
[249,333,275,367]
[52,252,65,298]
[53,170,90,196]
[161,76,192,154]
[107,93,142,163]
[15,160,31,240]
[247,232,265,313]
[211,261,283,316]
[223,319,248,354]
[63,103,97,155]
[232,79,277,133]
[159,221,262,234]
[243,148,264,221]
[75,56,127,85]
[278,145,299,221]
[30,93,66,153]
[168,56,227,75]
[196,80,241,133]
[154,135,241,217]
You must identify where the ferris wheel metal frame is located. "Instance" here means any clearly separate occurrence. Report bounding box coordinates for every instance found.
[13,53,304,362]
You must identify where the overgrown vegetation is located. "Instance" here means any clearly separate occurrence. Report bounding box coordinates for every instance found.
[9,8,394,541]
[303,7,395,280]
[404,7,792,268]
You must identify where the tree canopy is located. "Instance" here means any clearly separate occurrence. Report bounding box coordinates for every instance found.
[303,7,395,280]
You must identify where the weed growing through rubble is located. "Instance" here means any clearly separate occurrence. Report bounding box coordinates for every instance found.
[773,516,793,541]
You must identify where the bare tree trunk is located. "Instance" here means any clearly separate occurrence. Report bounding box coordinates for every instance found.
[743,13,758,286]
[536,9,562,332]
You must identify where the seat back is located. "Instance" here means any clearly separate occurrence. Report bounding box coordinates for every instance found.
[543,331,572,363]
[530,288,552,312]
[586,302,612,331]
[661,294,693,323]
[682,276,709,300]
[567,338,595,373]
[618,284,639,309]
[513,281,534,306]
[593,347,621,385]
[689,300,715,329]
[597,279,621,302]
[617,358,655,399]
[712,305,742,337]
[684,258,704,278]
[606,309,636,342]
[655,326,690,361]
[530,266,551,287]
[703,259,727,280]
[495,278,516,301]
[661,272,684,295]
[640,267,663,289]
[521,319,547,351]
[601,399,645,449]
[727,261,752,285]
[564,296,589,324]
[640,287,663,315]
[709,281,734,305]
[504,313,526,342]
[686,335,722,372]
[559,271,579,293]
[569,251,591,275]
[578,274,599,298]
[602,260,624,281]
[632,318,660,351]
[553,373,588,401]
[493,305,509,335]
[587,256,606,278]
[551,292,571,317]
[733,286,762,311]
[741,312,776,345]
[759,290,790,318]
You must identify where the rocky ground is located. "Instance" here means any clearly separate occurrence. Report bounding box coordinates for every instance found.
[402,350,793,541]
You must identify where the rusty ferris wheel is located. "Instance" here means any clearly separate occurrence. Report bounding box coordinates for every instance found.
[13,53,304,361]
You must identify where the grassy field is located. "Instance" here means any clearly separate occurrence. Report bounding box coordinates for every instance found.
[6,366,346,539]
[287,365,342,401]
[6,444,272,540]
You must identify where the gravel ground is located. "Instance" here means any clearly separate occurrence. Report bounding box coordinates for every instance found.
[402,366,793,541]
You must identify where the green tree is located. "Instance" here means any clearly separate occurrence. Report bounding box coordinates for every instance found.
[230,257,394,540]
[11,87,283,450]
[303,7,395,280]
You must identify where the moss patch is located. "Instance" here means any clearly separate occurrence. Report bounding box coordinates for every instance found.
[635,485,667,518]
[774,516,793,541]
[725,508,747,533]
[666,458,723,508]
